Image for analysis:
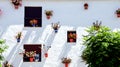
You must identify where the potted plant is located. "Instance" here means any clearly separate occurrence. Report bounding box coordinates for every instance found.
[44,52,48,58]
[15,32,22,43]
[51,22,60,33]
[45,10,53,19]
[11,0,22,9]
[68,33,76,42]
[25,51,36,62]
[93,20,102,31]
[29,51,35,62]
[81,25,120,67]
[116,8,120,17]
[3,61,13,67]
[61,57,71,67]
[84,3,88,10]
[29,19,38,27]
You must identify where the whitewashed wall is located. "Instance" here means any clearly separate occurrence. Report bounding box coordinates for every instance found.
[0,0,120,30]
[0,0,120,67]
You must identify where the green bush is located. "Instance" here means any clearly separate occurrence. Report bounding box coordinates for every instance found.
[82,26,120,67]
[0,39,8,61]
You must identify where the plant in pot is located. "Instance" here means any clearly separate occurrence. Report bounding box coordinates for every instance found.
[51,22,60,33]
[11,0,22,9]
[15,32,22,43]
[25,51,35,62]
[81,23,120,67]
[93,20,102,31]
[3,61,13,67]
[116,8,120,17]
[29,19,38,27]
[84,3,88,10]
[61,57,71,67]
[45,10,53,19]
[68,32,76,42]
[44,52,48,58]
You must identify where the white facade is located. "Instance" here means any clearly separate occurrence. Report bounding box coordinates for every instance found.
[0,0,120,67]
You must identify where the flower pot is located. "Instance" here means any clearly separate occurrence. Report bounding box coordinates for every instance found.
[14,5,19,9]
[45,53,48,58]
[84,6,88,10]
[33,19,38,24]
[84,3,88,10]
[117,13,120,17]
[54,30,58,33]
[64,63,69,67]
[17,38,20,43]
[69,38,74,42]
[30,57,34,62]
[46,15,51,19]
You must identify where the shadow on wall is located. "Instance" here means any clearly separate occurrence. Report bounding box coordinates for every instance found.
[1,25,24,59]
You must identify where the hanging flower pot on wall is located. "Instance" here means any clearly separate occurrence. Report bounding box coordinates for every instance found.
[15,5,19,9]
[117,13,120,17]
[3,61,13,67]
[93,20,102,31]
[51,22,60,33]
[84,3,88,10]
[11,0,22,9]
[65,63,69,67]
[61,57,71,67]
[45,10,53,19]
[44,53,48,58]
[116,8,120,17]
[47,15,51,19]
[15,32,22,43]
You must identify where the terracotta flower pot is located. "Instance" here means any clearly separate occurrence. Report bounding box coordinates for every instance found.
[46,15,51,19]
[84,3,88,10]
[45,53,48,58]
[69,38,74,42]
[117,13,120,17]
[65,63,69,67]
[14,5,19,9]
[33,19,38,24]
[84,6,88,10]
[30,57,34,62]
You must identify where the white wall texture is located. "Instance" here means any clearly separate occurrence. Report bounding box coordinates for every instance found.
[0,0,120,29]
[0,0,120,67]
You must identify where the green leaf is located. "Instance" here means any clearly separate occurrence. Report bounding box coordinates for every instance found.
[81,26,120,67]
